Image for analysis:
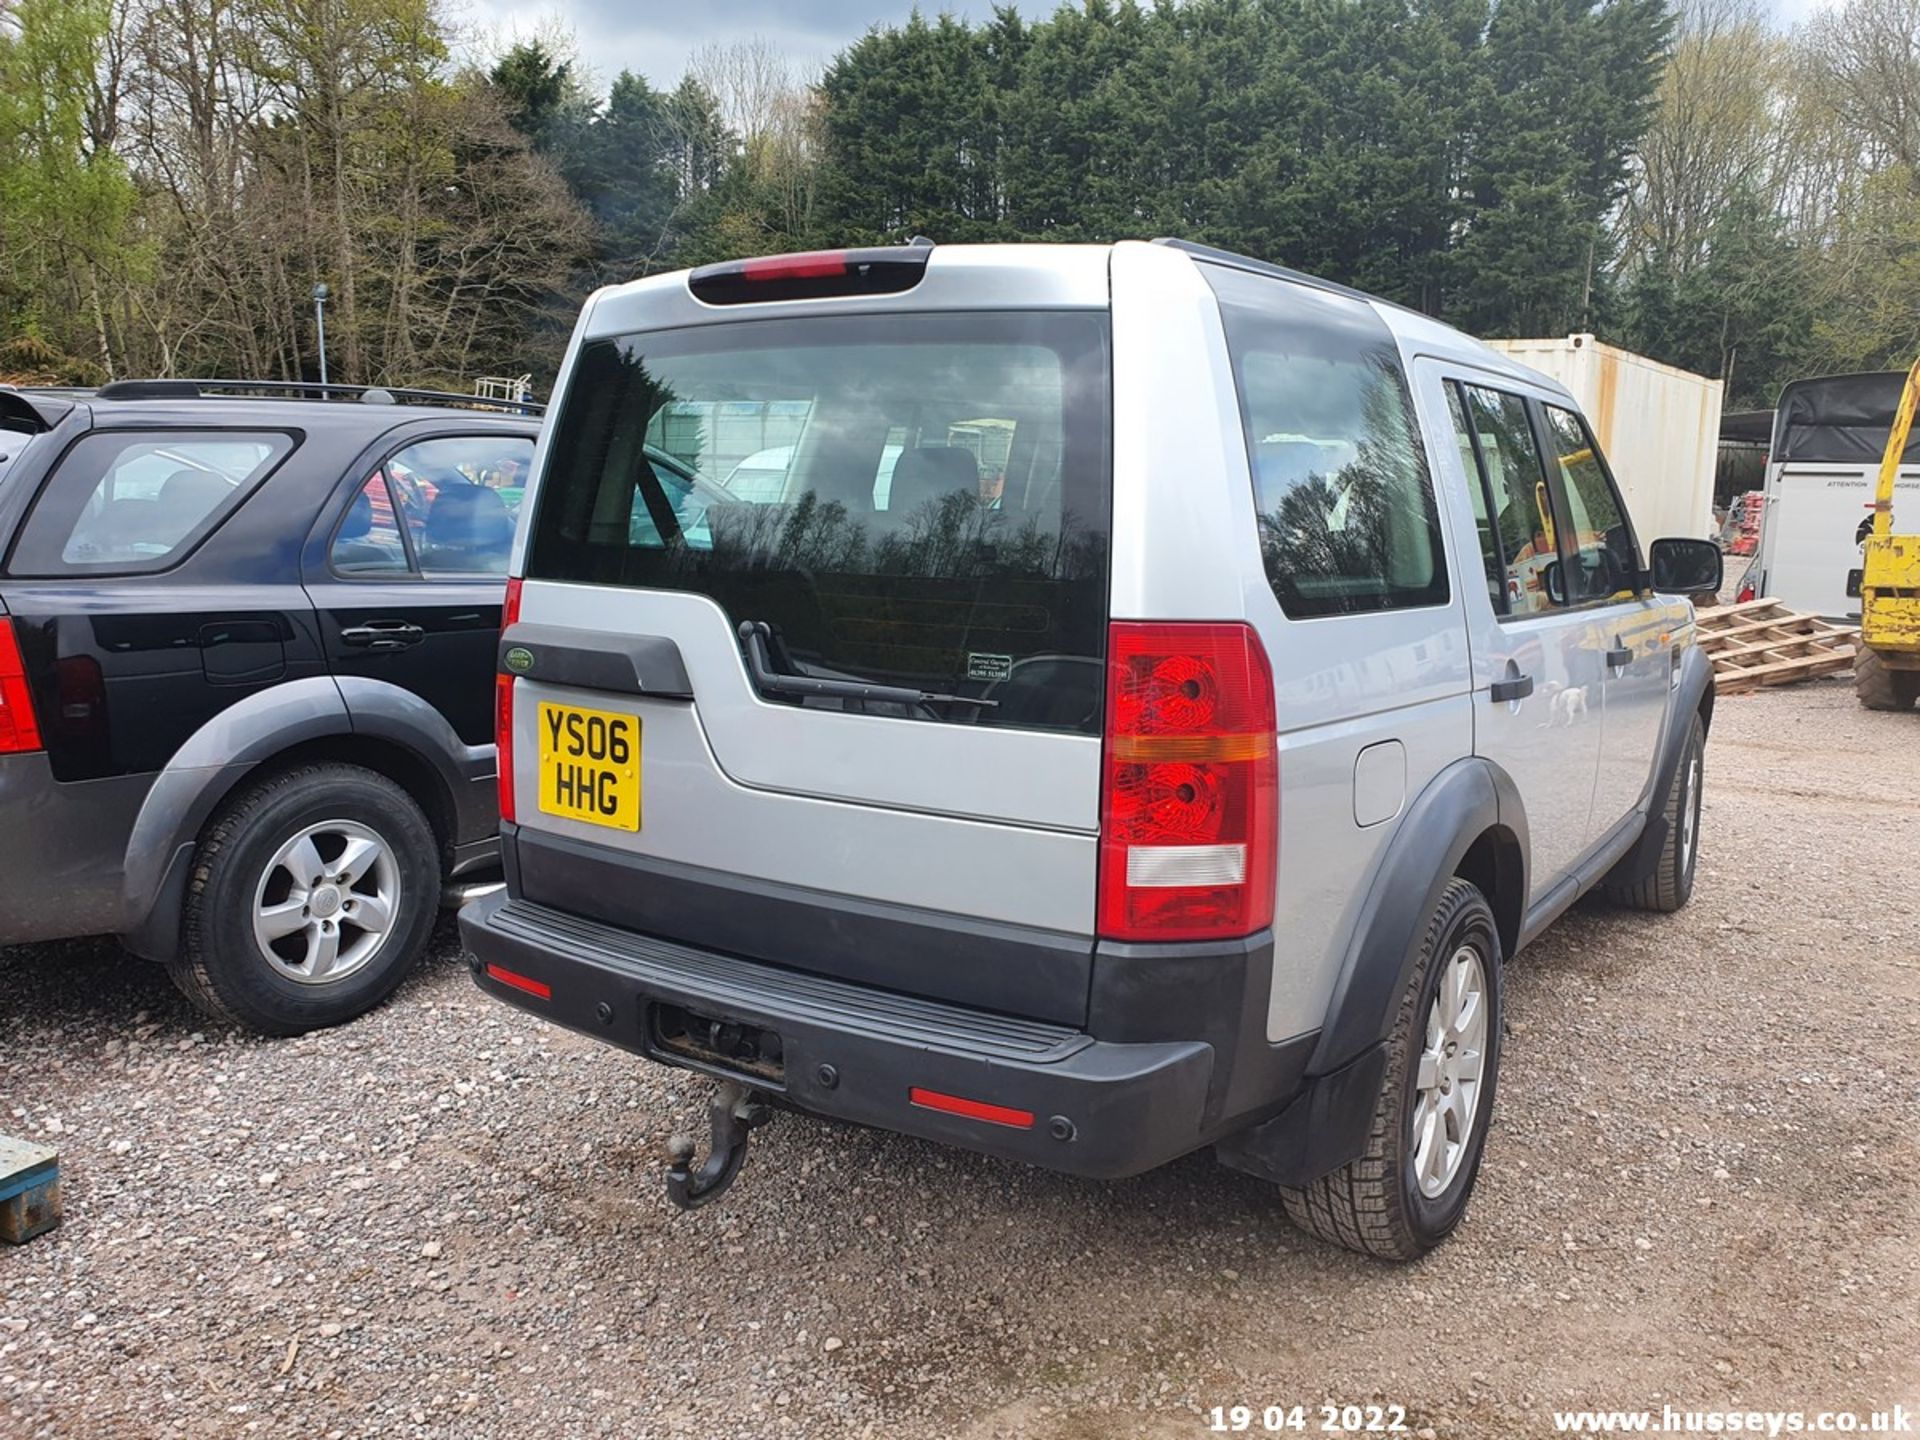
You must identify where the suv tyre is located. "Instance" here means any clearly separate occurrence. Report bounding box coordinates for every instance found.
[170,764,440,1036]
[1280,878,1503,1261]
[1604,713,1704,913]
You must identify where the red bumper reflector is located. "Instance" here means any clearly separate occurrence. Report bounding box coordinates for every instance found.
[484,963,550,1000]
[909,1087,1035,1130]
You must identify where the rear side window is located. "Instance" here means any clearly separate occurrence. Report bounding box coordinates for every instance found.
[527,312,1112,735]
[385,435,531,576]
[1202,266,1447,618]
[10,431,292,576]
[1450,383,1563,617]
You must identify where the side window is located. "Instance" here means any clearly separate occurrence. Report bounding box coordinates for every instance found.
[1202,266,1448,618]
[10,431,292,576]
[1541,406,1642,604]
[382,435,533,576]
[330,474,410,576]
[1445,384,1505,613]
[1454,384,1561,617]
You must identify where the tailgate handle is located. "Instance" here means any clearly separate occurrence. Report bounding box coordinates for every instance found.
[739,620,998,709]
[340,620,424,651]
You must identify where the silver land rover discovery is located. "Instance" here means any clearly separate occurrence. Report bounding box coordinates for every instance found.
[460,239,1722,1259]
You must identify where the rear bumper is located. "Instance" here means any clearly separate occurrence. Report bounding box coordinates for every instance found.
[460,892,1311,1180]
[0,754,149,947]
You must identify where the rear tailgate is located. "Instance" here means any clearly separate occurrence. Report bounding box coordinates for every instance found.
[503,247,1114,1025]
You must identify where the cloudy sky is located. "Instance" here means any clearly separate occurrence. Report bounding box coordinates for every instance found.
[456,0,1831,95]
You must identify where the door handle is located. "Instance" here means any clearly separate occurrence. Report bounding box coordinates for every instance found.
[1489,673,1534,703]
[1606,644,1634,668]
[340,621,425,651]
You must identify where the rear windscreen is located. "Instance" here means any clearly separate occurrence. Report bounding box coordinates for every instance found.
[527,311,1112,735]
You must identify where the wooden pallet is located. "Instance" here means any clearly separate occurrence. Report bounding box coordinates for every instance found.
[1695,598,1858,695]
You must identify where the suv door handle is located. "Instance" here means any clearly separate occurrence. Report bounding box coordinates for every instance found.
[1489,673,1534,703]
[339,621,425,651]
[1606,644,1634,668]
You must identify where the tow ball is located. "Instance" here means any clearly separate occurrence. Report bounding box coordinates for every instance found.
[664,1079,770,1210]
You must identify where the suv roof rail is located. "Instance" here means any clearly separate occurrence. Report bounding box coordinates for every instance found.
[1150,237,1420,317]
[91,377,544,416]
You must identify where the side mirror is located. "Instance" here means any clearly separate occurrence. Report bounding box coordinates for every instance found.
[1542,559,1566,606]
[1649,537,1723,597]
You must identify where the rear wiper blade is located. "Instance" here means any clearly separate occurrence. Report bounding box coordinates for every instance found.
[737,621,998,709]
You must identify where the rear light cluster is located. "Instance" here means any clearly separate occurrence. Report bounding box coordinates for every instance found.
[495,577,523,823]
[688,242,932,305]
[1097,622,1277,943]
[0,618,42,755]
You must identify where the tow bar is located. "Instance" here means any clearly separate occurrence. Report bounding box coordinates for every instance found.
[664,1079,770,1210]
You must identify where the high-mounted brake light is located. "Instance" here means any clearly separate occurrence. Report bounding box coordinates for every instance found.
[0,618,43,755]
[688,241,932,305]
[495,577,523,823]
[1097,622,1277,943]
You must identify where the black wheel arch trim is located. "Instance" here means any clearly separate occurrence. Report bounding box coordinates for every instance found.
[118,675,489,958]
[1305,757,1524,1080]
[1603,644,1714,890]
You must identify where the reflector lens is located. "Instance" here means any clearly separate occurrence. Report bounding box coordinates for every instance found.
[484,963,550,1000]
[1097,622,1277,942]
[0,619,43,755]
[908,1088,1035,1129]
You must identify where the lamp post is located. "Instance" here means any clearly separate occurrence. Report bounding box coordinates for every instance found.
[312,283,330,386]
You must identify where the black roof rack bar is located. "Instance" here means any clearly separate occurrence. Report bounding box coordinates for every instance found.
[91,377,543,415]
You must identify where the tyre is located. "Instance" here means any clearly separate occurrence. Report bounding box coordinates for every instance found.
[1280,878,1503,1261]
[169,764,441,1036]
[1604,712,1704,913]
[1855,648,1920,712]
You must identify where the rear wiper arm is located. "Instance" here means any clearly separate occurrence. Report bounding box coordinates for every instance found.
[737,621,998,709]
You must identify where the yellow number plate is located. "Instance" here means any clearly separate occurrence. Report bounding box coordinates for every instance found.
[536,702,641,830]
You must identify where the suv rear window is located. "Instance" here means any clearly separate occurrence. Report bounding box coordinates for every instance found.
[9,430,293,576]
[527,311,1112,735]
[1202,265,1447,619]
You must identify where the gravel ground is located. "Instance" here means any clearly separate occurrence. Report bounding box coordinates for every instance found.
[3,679,1917,1439]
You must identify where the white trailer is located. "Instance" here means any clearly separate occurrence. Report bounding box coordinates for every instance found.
[1486,334,1723,545]
[1750,371,1920,622]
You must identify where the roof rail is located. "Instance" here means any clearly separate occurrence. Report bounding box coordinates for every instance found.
[1150,237,1418,316]
[91,377,543,416]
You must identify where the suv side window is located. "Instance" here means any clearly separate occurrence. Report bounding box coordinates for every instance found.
[1540,405,1642,604]
[1203,266,1447,618]
[330,474,411,575]
[10,431,293,576]
[1450,383,1561,618]
[340,435,532,579]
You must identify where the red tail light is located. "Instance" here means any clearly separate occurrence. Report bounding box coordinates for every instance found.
[1097,622,1276,942]
[0,619,43,754]
[496,576,523,822]
[1736,579,1755,604]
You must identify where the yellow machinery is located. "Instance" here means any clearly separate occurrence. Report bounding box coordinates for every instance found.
[1857,354,1920,710]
